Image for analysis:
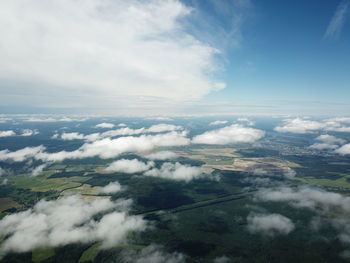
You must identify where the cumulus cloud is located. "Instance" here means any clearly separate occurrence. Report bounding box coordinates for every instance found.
[309,134,346,150]
[100,181,123,194]
[274,118,326,134]
[0,196,146,254]
[0,0,225,110]
[54,124,184,142]
[1,178,8,185]
[192,124,264,145]
[145,117,174,121]
[275,117,350,134]
[31,163,48,176]
[237,117,254,126]
[315,134,346,144]
[0,118,11,123]
[95,123,115,129]
[118,123,127,127]
[209,120,228,126]
[106,159,154,174]
[145,151,179,160]
[213,256,231,263]
[144,162,203,182]
[335,143,350,155]
[255,186,350,212]
[327,117,350,124]
[146,124,182,133]
[0,130,16,137]
[0,146,45,162]
[20,129,39,136]
[120,244,184,263]
[23,117,86,122]
[247,213,295,237]
[254,186,350,247]
[0,131,190,163]
[61,132,86,140]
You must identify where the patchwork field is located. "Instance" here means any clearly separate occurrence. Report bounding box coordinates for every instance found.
[0,197,21,212]
[175,147,300,175]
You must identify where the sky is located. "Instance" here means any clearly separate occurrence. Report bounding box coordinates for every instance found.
[0,0,349,116]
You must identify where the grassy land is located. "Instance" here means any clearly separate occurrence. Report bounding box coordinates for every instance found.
[60,184,102,196]
[0,197,21,212]
[295,173,350,190]
[79,243,101,263]
[32,248,55,263]
[7,170,92,192]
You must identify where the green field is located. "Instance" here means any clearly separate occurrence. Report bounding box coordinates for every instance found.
[32,248,55,263]
[7,170,92,192]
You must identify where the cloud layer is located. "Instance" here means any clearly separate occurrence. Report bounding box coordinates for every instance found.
[0,131,190,163]
[54,124,183,142]
[0,196,146,254]
[106,159,154,174]
[247,213,295,237]
[144,162,203,182]
[0,0,225,110]
[192,124,264,145]
[275,117,350,134]
[100,181,123,194]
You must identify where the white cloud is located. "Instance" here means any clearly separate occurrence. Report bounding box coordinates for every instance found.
[324,1,349,40]
[95,123,115,129]
[0,131,190,164]
[213,256,231,263]
[274,118,325,134]
[255,186,350,212]
[0,118,11,123]
[275,117,350,134]
[20,129,39,136]
[209,120,228,126]
[23,117,86,122]
[144,162,203,182]
[54,124,184,142]
[106,159,154,174]
[1,178,8,185]
[247,213,295,237]
[335,143,350,155]
[309,134,346,150]
[60,132,86,140]
[0,146,45,162]
[0,0,225,109]
[309,143,339,150]
[118,123,127,127]
[254,186,350,247]
[145,151,179,160]
[31,163,48,176]
[0,196,146,254]
[316,134,346,144]
[146,124,182,133]
[237,117,254,126]
[120,244,184,263]
[100,181,123,194]
[145,117,174,121]
[192,124,264,145]
[327,117,350,124]
[0,130,16,137]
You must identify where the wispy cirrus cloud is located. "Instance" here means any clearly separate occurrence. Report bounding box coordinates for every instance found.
[324,1,349,40]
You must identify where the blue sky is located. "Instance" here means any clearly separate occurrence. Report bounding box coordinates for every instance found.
[0,0,349,115]
[195,0,350,114]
